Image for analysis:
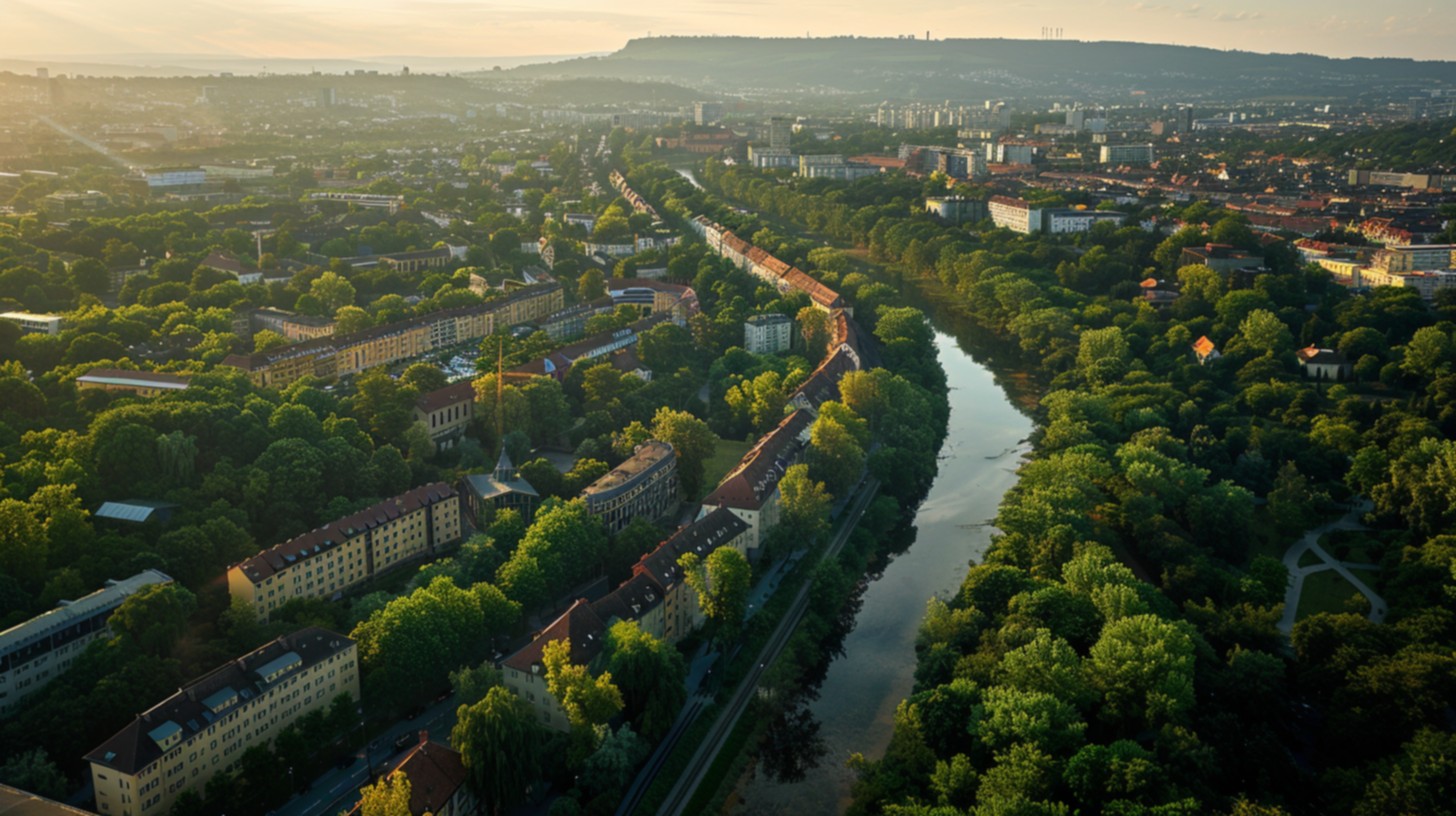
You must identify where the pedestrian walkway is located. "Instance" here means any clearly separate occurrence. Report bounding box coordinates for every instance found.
[1277,499,1386,636]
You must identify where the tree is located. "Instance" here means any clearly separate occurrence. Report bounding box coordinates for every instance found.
[308,271,357,314]
[542,638,623,728]
[604,621,687,740]
[651,407,717,498]
[797,306,829,361]
[578,268,606,302]
[637,322,697,375]
[334,306,374,336]
[452,686,543,816]
[778,464,831,540]
[108,583,197,657]
[0,499,47,590]
[1087,614,1197,732]
[401,362,449,394]
[357,771,413,816]
[679,546,751,642]
[0,748,67,800]
[253,329,289,352]
[808,412,865,496]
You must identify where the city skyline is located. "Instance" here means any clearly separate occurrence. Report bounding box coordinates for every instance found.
[2,0,1453,65]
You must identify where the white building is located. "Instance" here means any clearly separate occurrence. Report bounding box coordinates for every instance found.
[1099,144,1155,166]
[988,196,1041,234]
[0,570,172,716]
[1370,244,1456,271]
[744,313,793,354]
[1043,209,1127,234]
[0,311,63,336]
[142,168,206,190]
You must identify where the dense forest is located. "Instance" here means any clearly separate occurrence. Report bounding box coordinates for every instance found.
[693,159,1456,815]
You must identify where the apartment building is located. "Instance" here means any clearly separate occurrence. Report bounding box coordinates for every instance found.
[251,308,336,342]
[581,441,679,534]
[1099,144,1155,166]
[699,409,814,553]
[1369,244,1456,272]
[222,284,562,389]
[413,380,475,450]
[501,507,750,731]
[629,507,750,643]
[0,570,172,717]
[744,313,793,354]
[0,311,63,336]
[227,483,460,622]
[988,196,1041,234]
[86,628,358,816]
[75,369,192,397]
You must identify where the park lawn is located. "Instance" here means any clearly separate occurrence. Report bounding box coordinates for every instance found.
[698,437,755,501]
[1318,530,1384,565]
[1298,548,1325,569]
[1296,569,1366,620]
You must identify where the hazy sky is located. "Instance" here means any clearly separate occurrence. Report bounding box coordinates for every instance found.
[3,0,1452,62]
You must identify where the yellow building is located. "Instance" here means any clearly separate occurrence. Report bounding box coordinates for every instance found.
[227,483,461,622]
[86,627,359,816]
[223,284,563,389]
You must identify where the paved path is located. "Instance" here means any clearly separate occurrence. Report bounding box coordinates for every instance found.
[1277,499,1386,636]
[624,476,879,816]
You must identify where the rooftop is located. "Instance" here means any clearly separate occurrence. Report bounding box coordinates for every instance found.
[415,380,475,415]
[635,507,750,590]
[582,440,675,497]
[76,369,192,391]
[502,599,606,674]
[232,484,456,584]
[702,410,813,510]
[0,570,172,658]
[86,628,353,776]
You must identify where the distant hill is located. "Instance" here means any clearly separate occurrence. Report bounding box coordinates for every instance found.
[0,53,599,79]
[510,36,1456,100]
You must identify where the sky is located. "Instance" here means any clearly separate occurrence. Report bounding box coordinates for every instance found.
[2,0,1452,63]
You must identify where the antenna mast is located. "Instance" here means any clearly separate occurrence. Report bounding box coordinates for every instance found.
[495,338,504,448]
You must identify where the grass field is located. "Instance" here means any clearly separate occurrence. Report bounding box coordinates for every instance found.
[698,436,755,500]
[1296,569,1366,620]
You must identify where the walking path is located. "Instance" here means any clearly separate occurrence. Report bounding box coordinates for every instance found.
[1277,499,1386,636]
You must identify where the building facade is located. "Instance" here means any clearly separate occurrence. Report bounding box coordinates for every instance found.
[1099,144,1155,165]
[581,441,679,534]
[699,410,814,553]
[222,284,563,389]
[988,196,1041,234]
[413,381,475,450]
[744,313,793,354]
[0,311,63,336]
[227,484,460,622]
[0,570,172,717]
[347,737,476,816]
[86,628,358,816]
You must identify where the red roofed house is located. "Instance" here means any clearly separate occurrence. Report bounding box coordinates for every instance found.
[347,736,476,816]
[698,409,814,554]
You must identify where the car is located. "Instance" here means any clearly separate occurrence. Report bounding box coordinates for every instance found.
[393,733,415,753]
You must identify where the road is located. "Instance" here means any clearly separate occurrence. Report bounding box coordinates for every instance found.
[1277,499,1385,636]
[647,476,880,816]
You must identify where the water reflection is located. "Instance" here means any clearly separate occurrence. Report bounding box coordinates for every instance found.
[729,323,1035,815]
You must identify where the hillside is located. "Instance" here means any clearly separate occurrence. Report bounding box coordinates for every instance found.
[510,36,1456,100]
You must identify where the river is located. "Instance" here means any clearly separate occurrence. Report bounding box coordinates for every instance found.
[728,315,1035,813]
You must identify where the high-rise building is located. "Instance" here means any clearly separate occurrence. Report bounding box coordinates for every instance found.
[318,87,336,107]
[744,313,793,354]
[768,116,792,151]
[693,101,724,126]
